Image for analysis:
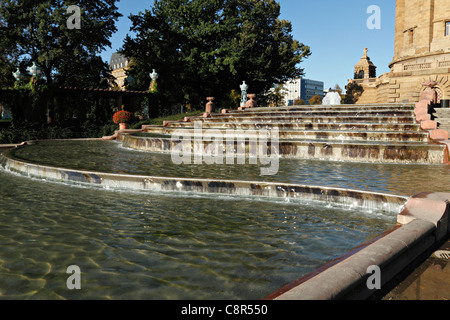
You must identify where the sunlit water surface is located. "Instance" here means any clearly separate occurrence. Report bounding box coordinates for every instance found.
[1,139,449,299]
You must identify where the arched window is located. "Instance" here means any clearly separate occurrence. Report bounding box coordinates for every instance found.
[358,70,364,79]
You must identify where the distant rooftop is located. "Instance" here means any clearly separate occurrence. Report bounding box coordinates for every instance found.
[109,52,128,67]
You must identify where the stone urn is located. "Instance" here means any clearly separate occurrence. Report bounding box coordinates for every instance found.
[206,97,216,113]
[119,123,129,130]
[245,94,257,108]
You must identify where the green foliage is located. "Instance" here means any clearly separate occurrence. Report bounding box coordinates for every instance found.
[344,82,364,104]
[122,0,310,111]
[293,97,305,105]
[0,0,122,129]
[0,0,121,87]
[266,83,287,107]
[0,122,119,144]
[130,110,203,128]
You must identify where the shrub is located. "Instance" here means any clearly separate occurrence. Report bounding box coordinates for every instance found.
[113,111,134,124]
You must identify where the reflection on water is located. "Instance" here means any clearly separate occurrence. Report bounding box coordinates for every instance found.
[10,140,450,197]
[1,139,449,299]
[0,170,394,299]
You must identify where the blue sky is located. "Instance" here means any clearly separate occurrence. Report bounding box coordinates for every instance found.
[101,0,396,91]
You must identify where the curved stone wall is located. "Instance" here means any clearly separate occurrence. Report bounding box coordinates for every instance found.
[0,144,407,214]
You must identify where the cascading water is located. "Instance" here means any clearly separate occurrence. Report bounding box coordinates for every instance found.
[0,103,448,300]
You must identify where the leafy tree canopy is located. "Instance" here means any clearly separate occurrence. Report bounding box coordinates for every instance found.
[344,82,364,104]
[0,0,121,87]
[309,94,322,105]
[122,0,311,110]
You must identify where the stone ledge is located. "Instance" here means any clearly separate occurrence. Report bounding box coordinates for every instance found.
[268,192,450,300]
[0,142,28,151]
[102,129,143,141]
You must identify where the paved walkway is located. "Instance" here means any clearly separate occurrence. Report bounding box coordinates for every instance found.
[379,236,450,300]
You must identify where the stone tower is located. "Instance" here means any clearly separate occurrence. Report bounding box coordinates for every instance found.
[354,48,377,80]
[350,0,450,104]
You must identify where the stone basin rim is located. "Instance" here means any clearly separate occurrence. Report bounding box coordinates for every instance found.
[0,140,408,210]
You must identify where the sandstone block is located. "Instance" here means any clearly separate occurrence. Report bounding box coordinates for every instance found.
[416,113,431,121]
[420,120,437,130]
[429,129,449,141]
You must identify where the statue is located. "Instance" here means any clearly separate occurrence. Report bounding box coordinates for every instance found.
[240,81,248,107]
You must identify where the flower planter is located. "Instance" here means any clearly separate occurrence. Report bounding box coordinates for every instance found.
[113,110,134,130]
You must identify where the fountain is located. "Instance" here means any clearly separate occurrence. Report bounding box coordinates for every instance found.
[0,100,449,300]
[322,91,342,105]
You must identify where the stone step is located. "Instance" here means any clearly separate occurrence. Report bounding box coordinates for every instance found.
[143,127,428,143]
[197,115,416,124]
[159,122,421,132]
[250,104,415,112]
[216,110,414,118]
[121,133,447,164]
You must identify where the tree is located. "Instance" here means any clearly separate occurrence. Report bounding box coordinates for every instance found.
[122,0,311,114]
[309,94,322,105]
[0,1,121,125]
[293,97,305,105]
[266,83,287,107]
[0,19,17,88]
[0,0,121,87]
[344,82,364,104]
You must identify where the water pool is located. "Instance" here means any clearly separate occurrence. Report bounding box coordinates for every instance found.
[0,139,448,299]
[0,169,394,299]
[9,139,450,196]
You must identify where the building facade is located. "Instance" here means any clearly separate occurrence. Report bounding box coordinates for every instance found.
[284,78,324,106]
[109,52,129,89]
[349,0,450,104]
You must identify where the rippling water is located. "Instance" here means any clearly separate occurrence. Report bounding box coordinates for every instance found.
[1,139,449,300]
[10,140,450,196]
[0,170,394,300]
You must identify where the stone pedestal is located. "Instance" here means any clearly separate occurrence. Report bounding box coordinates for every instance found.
[245,94,257,108]
[206,97,216,113]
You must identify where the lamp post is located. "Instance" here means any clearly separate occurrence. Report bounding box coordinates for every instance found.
[240,81,248,107]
